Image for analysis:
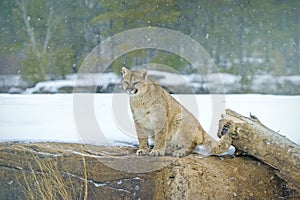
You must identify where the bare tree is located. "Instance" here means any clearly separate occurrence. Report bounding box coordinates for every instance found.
[15,0,56,80]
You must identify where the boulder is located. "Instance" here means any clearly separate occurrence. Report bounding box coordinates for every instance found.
[0,142,298,199]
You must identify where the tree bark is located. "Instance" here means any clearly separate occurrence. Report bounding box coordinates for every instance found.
[217,109,300,191]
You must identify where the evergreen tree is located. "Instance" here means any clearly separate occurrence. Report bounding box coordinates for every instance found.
[0,0,299,85]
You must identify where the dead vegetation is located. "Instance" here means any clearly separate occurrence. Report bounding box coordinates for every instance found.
[18,153,88,200]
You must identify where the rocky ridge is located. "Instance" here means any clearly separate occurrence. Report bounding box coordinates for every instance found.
[0,142,299,199]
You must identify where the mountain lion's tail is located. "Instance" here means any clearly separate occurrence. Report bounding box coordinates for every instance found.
[196,127,230,155]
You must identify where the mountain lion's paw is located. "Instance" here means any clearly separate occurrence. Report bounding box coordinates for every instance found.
[172,150,188,158]
[150,149,165,156]
[136,149,149,156]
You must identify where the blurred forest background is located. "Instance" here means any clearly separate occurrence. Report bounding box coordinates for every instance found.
[0,0,299,87]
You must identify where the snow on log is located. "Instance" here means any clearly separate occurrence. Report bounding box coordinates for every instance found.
[217,109,300,191]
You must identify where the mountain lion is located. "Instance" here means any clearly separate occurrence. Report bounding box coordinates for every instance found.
[122,67,227,157]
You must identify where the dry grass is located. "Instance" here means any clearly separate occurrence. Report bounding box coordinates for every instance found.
[19,154,88,200]
[82,156,88,200]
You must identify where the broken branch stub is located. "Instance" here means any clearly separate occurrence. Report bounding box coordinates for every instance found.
[217,109,300,192]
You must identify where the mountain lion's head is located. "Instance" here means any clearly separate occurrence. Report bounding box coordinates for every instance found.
[122,67,148,96]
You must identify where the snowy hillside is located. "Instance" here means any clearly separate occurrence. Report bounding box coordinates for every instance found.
[1,72,300,94]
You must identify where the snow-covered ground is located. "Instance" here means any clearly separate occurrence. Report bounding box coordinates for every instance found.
[0,94,299,145]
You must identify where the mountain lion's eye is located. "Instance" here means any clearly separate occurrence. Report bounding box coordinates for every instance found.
[124,81,129,85]
[133,82,139,86]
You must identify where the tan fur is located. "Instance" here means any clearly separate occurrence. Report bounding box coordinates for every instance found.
[122,67,215,157]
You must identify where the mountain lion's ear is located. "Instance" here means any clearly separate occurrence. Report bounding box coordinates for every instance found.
[122,67,128,77]
[141,69,147,79]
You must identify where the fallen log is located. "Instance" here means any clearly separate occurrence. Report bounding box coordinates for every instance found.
[216,109,300,192]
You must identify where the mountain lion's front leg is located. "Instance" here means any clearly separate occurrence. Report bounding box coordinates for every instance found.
[135,123,150,156]
[149,105,167,156]
[150,125,167,156]
[136,135,150,156]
